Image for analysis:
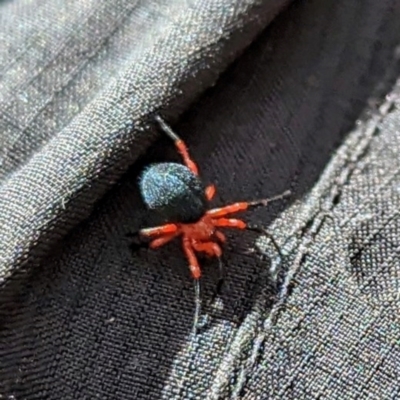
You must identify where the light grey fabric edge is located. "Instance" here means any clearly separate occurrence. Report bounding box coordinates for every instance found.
[0,0,290,286]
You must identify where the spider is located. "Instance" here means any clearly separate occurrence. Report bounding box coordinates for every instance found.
[131,115,290,334]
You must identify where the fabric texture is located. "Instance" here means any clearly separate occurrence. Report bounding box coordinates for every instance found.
[1,0,400,399]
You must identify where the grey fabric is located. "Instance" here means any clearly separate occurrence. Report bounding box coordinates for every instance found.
[0,0,288,284]
[1,0,400,399]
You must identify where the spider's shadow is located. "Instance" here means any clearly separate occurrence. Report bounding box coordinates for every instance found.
[127,223,280,334]
[199,234,280,333]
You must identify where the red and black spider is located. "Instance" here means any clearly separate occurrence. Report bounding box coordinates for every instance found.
[131,115,290,333]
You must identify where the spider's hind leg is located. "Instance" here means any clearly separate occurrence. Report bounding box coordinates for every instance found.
[155,115,199,176]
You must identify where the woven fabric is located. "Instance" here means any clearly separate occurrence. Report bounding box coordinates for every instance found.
[0,0,287,284]
[1,0,400,399]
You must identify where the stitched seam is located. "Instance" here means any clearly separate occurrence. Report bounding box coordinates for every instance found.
[227,59,400,399]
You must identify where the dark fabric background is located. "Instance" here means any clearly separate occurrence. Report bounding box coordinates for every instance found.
[1,0,400,399]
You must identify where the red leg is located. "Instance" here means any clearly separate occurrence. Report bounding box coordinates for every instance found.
[155,115,199,175]
[140,224,178,238]
[212,218,246,229]
[182,237,202,279]
[192,241,222,258]
[149,232,180,248]
[206,202,249,218]
[214,230,226,243]
[175,140,199,176]
[206,190,292,218]
[205,184,216,201]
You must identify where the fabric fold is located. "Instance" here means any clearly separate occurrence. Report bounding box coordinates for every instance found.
[0,0,290,285]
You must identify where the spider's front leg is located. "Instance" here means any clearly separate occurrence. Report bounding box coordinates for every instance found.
[212,218,246,229]
[206,190,291,219]
[206,202,249,218]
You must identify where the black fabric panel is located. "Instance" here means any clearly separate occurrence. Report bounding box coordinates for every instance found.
[1,0,400,399]
[0,0,289,285]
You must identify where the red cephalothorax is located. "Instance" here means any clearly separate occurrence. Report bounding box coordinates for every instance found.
[140,194,253,280]
[134,115,289,333]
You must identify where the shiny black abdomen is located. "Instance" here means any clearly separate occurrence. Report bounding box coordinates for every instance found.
[139,162,208,224]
